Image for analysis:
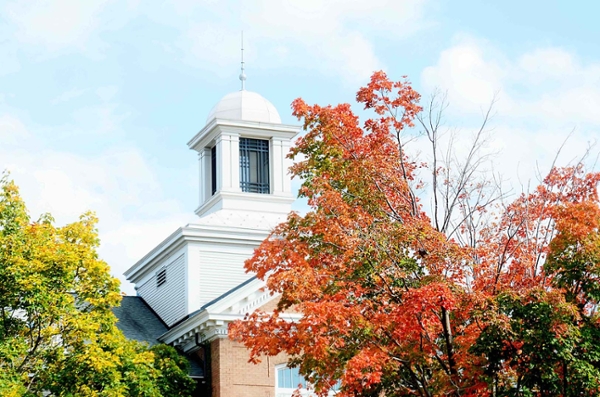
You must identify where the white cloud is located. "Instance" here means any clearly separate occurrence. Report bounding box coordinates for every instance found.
[513,49,600,125]
[419,37,600,197]
[50,88,87,104]
[5,0,112,50]
[48,87,128,136]
[421,37,509,114]
[0,41,20,76]
[96,85,119,102]
[528,87,600,126]
[518,48,576,80]
[329,31,381,84]
[2,0,430,82]
[0,114,29,144]
[179,23,244,77]
[0,115,191,294]
[421,36,600,126]
[69,103,129,136]
[240,0,401,84]
[4,0,139,56]
[486,126,593,186]
[171,0,430,85]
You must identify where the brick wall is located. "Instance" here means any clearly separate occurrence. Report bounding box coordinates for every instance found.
[210,337,288,397]
[256,296,299,314]
[256,296,279,313]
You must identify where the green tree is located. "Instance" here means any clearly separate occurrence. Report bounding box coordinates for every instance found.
[0,175,195,396]
[151,344,196,397]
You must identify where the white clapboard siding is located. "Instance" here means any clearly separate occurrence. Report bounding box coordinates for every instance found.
[137,253,186,326]
[198,249,252,306]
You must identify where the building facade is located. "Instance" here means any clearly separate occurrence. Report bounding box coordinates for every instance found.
[116,84,306,397]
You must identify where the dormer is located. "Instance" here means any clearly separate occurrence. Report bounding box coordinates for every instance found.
[188,89,299,228]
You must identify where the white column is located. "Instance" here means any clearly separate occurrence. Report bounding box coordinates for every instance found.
[281,138,292,195]
[215,136,227,191]
[230,134,241,191]
[217,132,241,192]
[272,137,292,196]
[198,150,206,206]
[271,138,283,195]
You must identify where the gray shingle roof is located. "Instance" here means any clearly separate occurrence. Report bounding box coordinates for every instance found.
[113,296,205,378]
[113,296,168,346]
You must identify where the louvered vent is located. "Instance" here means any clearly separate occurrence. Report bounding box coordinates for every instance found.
[156,268,167,287]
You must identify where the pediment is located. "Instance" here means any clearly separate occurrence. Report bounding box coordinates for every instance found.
[203,276,274,316]
[159,276,300,351]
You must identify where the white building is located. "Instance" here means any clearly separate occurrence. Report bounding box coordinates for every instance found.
[116,77,306,397]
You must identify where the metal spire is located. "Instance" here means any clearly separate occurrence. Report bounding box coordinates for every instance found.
[239,31,246,91]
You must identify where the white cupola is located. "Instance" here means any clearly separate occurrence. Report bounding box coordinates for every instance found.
[206,90,282,124]
[124,53,301,339]
[187,78,299,230]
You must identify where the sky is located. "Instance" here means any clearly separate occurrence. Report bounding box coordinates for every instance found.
[1,0,599,294]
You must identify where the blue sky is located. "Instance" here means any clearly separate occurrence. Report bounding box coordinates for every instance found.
[1,0,598,293]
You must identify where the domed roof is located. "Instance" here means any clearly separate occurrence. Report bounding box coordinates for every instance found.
[206,90,281,124]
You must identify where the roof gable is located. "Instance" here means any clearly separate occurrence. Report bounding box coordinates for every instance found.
[159,276,300,350]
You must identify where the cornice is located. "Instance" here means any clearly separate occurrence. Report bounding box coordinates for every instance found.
[187,118,300,152]
[194,190,295,218]
[158,278,300,351]
[124,223,271,283]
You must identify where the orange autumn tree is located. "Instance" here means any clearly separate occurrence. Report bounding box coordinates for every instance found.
[229,71,600,396]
